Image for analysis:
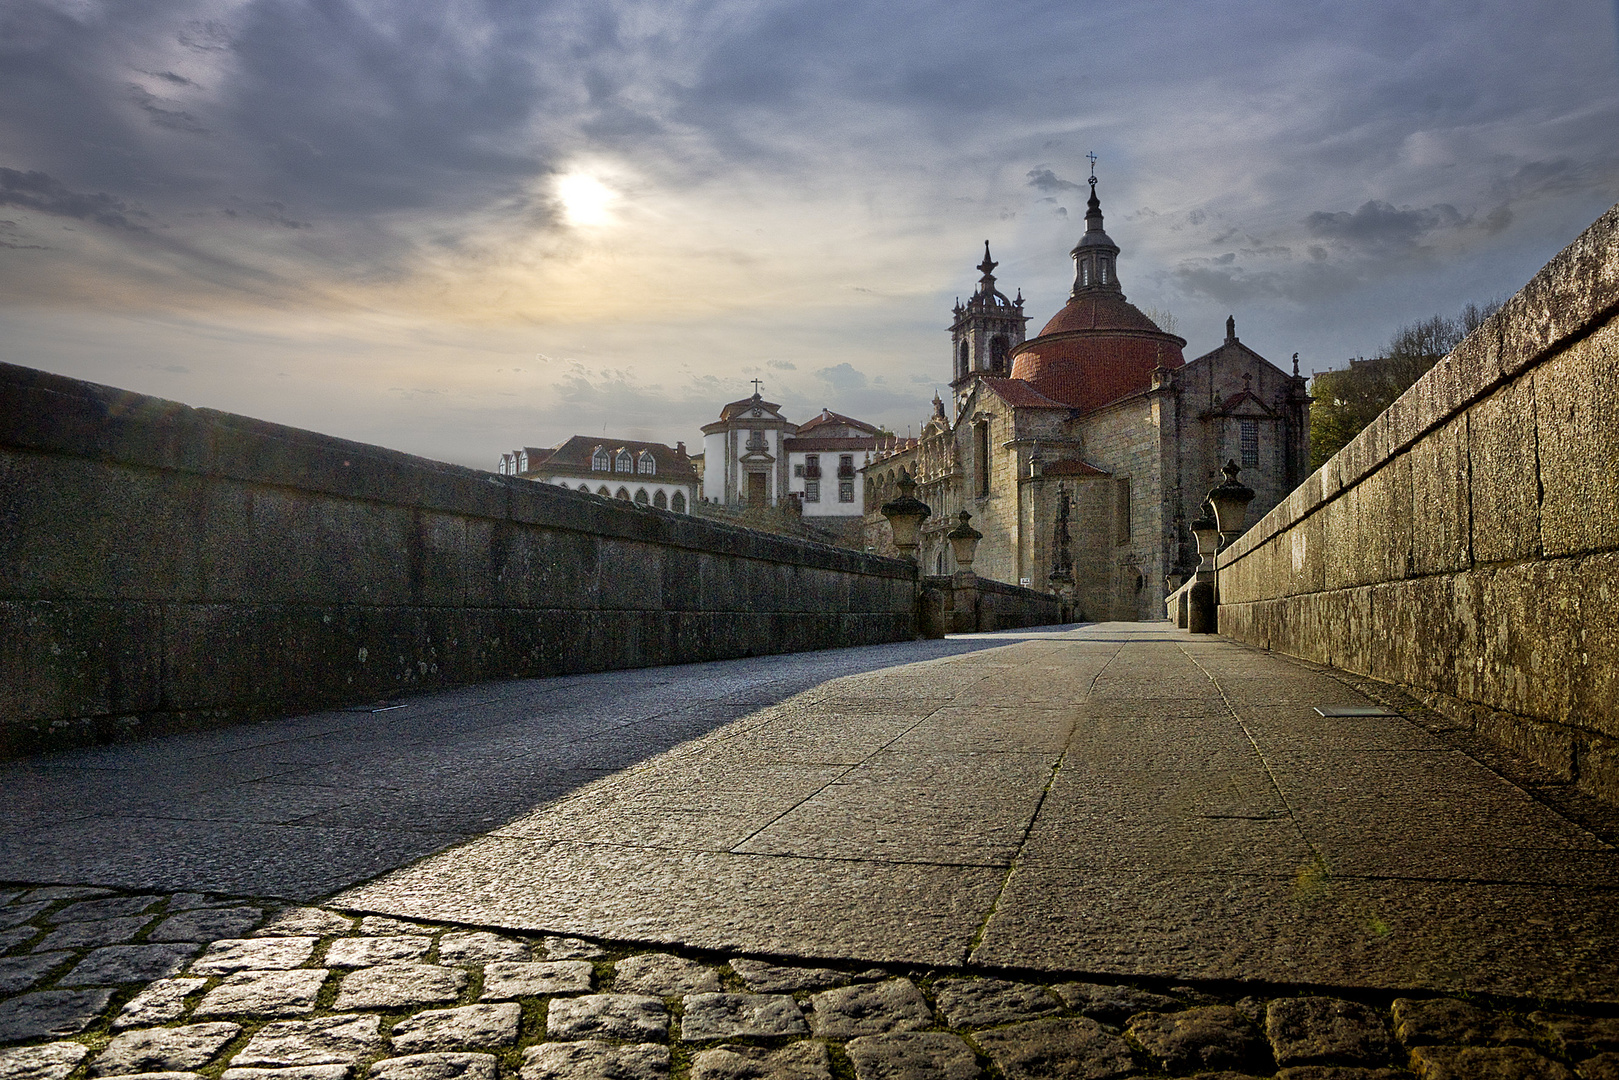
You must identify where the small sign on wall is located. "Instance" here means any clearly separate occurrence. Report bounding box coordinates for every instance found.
[1019,578,1030,587]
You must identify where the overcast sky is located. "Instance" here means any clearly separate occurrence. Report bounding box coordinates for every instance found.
[3,0,1617,467]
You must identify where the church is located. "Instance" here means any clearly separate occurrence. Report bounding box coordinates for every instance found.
[861,175,1312,621]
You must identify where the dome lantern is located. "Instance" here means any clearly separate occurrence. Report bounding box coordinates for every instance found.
[1070,156,1122,297]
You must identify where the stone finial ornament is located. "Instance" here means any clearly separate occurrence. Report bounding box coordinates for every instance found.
[880,469,931,561]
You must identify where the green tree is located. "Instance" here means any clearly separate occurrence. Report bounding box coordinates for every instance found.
[1309,299,1501,470]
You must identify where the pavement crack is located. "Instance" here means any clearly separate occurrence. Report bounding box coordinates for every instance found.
[964,730,1073,967]
[1180,642,1322,867]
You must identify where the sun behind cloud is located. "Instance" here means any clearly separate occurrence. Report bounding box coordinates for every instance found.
[555,172,618,227]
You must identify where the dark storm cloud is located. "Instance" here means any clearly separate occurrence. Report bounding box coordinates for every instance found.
[0,168,147,231]
[1304,200,1466,251]
[127,85,209,135]
[1027,168,1083,194]
[816,363,868,391]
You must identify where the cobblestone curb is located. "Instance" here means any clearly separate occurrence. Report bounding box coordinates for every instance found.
[2,886,1616,1080]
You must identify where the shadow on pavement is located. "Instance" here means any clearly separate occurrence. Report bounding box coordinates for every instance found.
[0,628,1080,900]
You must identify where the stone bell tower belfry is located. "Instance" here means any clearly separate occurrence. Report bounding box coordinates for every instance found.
[949,241,1029,413]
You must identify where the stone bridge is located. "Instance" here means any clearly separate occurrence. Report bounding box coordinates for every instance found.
[0,203,1616,1079]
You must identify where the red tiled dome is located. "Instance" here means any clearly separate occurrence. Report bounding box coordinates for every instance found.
[1009,292,1185,413]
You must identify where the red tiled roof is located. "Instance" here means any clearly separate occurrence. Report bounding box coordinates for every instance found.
[1007,290,1186,413]
[794,409,881,437]
[717,394,785,421]
[1035,293,1165,336]
[978,377,1070,409]
[783,436,884,451]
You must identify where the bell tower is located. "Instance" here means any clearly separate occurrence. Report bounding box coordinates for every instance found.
[949,241,1029,412]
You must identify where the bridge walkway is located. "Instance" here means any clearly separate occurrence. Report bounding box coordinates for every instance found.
[3,622,1616,1004]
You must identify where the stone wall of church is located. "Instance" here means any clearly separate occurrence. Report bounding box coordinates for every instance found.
[1215,200,1619,805]
[946,392,1022,585]
[1071,392,1171,620]
[0,363,918,758]
[1170,353,1309,554]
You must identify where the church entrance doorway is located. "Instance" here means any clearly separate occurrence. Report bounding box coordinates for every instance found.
[747,471,767,507]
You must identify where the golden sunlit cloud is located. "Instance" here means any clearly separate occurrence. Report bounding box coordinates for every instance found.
[556,172,618,227]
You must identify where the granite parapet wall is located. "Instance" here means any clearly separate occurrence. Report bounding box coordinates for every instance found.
[919,575,1065,636]
[1216,201,1619,803]
[0,363,917,757]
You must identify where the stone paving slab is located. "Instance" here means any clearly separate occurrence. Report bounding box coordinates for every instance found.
[3,624,1619,1079]
[320,624,1619,998]
[338,839,1004,968]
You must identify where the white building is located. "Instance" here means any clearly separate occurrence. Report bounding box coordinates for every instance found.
[700,389,897,528]
[498,436,699,512]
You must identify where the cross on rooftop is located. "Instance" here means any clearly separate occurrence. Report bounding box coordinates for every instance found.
[750,378,764,396]
[1087,151,1098,185]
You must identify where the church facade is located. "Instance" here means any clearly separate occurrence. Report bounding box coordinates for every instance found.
[862,178,1311,621]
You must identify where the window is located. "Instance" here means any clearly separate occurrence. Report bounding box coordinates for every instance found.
[957,339,969,378]
[634,488,649,504]
[671,491,686,513]
[638,451,656,475]
[838,480,854,503]
[616,487,631,500]
[804,454,820,478]
[616,450,633,473]
[1240,420,1259,468]
[805,479,820,503]
[1116,478,1131,543]
[653,490,667,509]
[975,421,991,497]
[591,446,609,471]
[597,485,611,497]
[579,484,590,492]
[794,463,804,478]
[990,335,1008,374]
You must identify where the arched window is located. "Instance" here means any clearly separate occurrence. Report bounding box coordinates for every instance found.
[957,339,969,378]
[637,451,656,475]
[597,485,611,497]
[990,335,1008,374]
[616,487,631,500]
[634,488,649,505]
[671,491,687,513]
[616,450,633,473]
[579,484,590,492]
[1099,258,1110,284]
[653,490,668,509]
[591,446,609,471]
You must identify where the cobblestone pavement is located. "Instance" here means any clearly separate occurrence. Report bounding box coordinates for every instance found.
[4,624,1619,1079]
[3,886,1618,1080]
